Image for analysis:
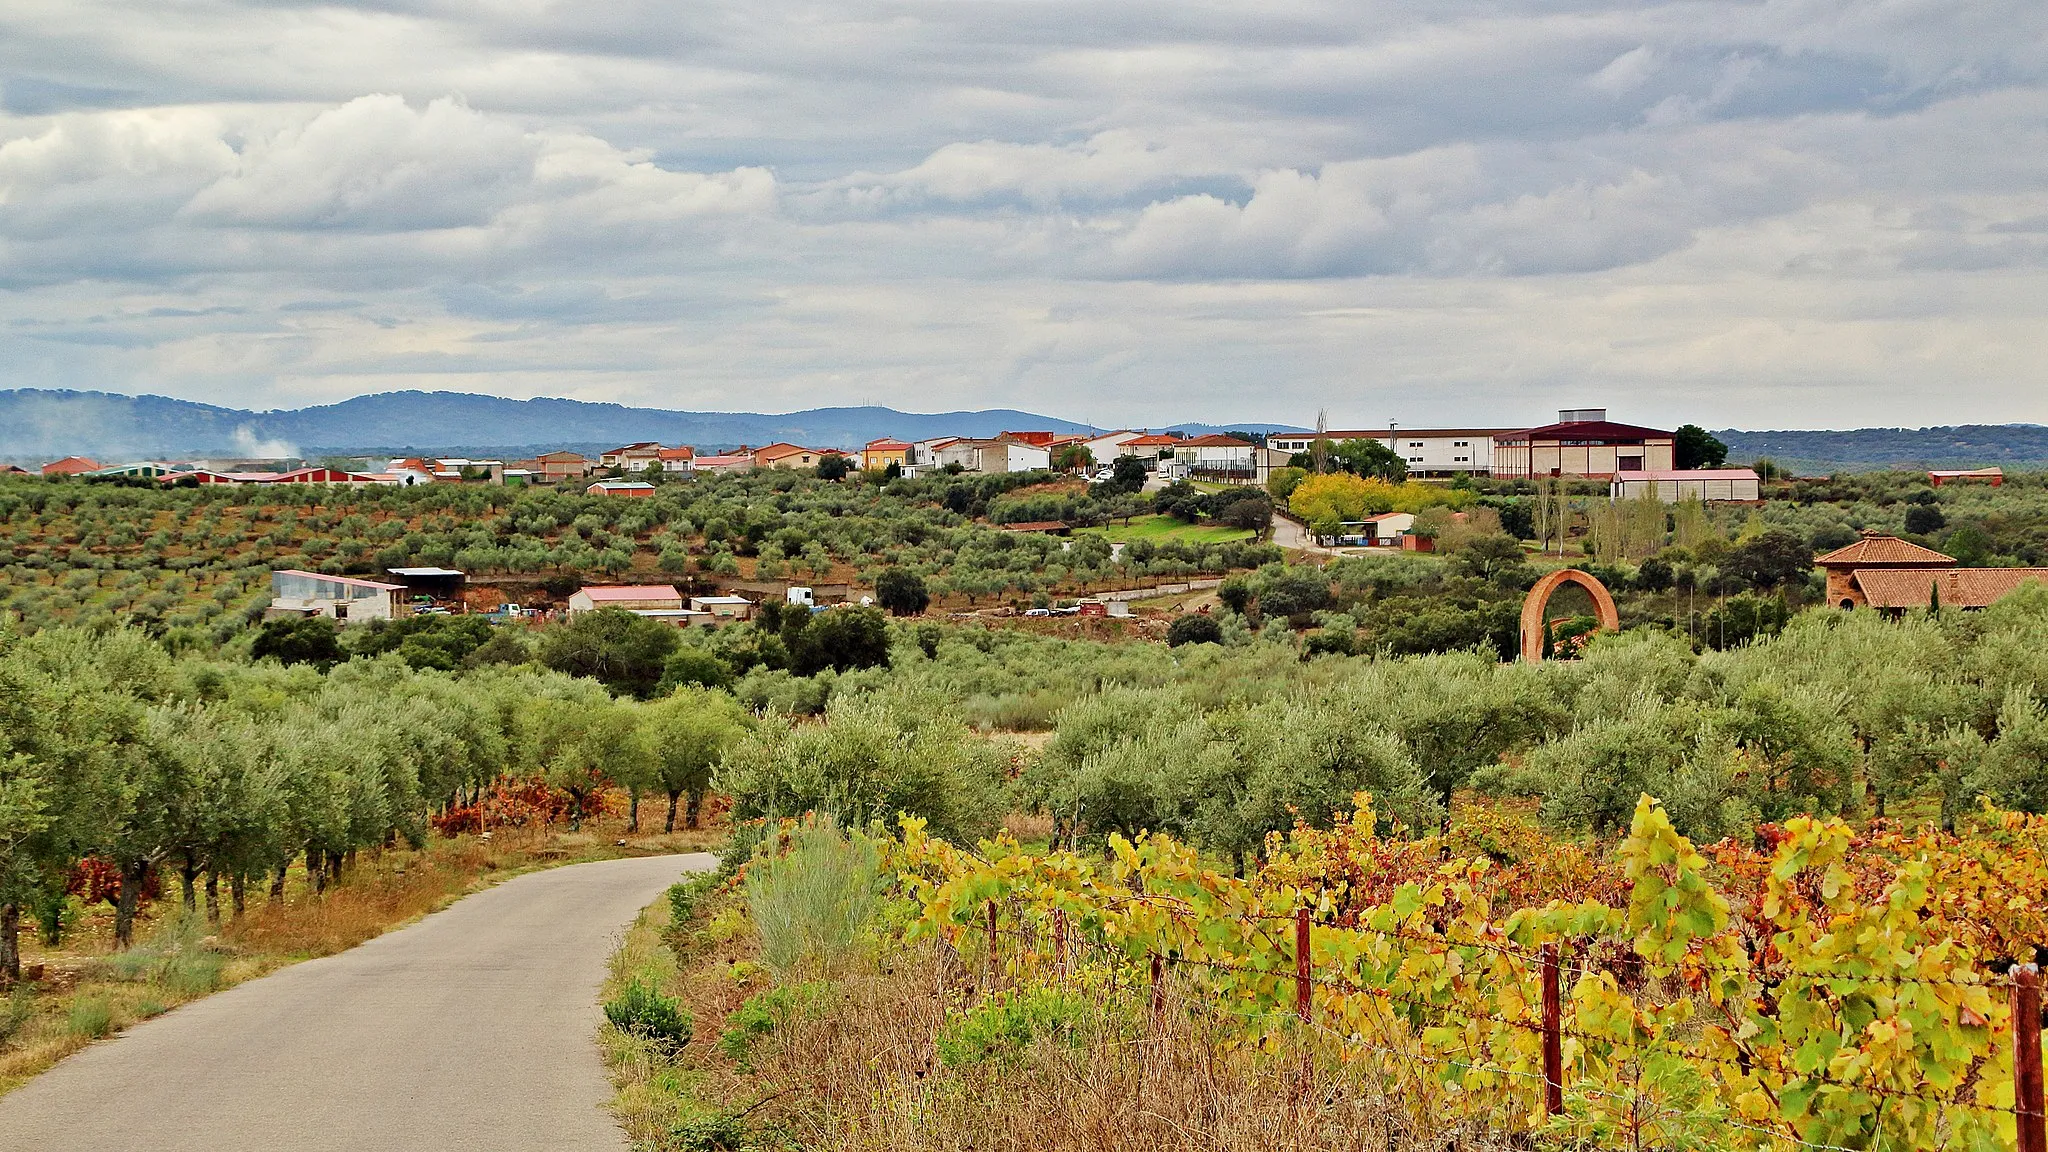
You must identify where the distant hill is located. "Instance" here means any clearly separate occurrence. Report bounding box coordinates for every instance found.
[0,389,1315,461]
[0,390,1110,460]
[1715,425,2048,474]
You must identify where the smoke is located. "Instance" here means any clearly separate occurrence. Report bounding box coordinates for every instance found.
[232,425,299,459]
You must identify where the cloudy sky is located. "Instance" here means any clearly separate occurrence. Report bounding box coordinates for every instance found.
[1,0,2044,429]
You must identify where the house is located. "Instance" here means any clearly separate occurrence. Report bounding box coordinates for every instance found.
[601,442,666,471]
[656,447,696,473]
[1335,512,1416,547]
[1816,531,2048,613]
[689,594,756,621]
[753,443,827,470]
[1266,429,1512,475]
[935,437,1051,474]
[1114,434,1183,463]
[587,480,657,497]
[41,456,101,476]
[1929,467,2003,488]
[1177,434,1258,482]
[0,464,26,475]
[267,570,410,624]
[1610,469,1762,503]
[533,451,593,482]
[1082,431,1144,462]
[861,438,912,471]
[567,585,685,614]
[1492,410,1675,479]
[692,452,755,475]
[1000,431,1062,447]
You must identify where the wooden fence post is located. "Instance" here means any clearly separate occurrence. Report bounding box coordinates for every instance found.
[1542,942,1564,1119]
[1296,907,1312,1023]
[2015,963,2046,1152]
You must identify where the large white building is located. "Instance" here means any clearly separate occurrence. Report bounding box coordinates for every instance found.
[1265,428,1511,474]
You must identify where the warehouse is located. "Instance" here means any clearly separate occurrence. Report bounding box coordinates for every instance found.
[1609,468,1761,503]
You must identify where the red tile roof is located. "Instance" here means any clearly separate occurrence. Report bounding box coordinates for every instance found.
[1816,533,1955,567]
[1854,568,2048,610]
[864,438,911,450]
[41,455,101,475]
[1123,434,1182,446]
[1497,420,1672,442]
[1177,434,1253,447]
[579,585,683,601]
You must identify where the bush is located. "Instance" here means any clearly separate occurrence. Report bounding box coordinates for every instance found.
[743,820,882,974]
[537,607,681,698]
[250,616,342,668]
[67,996,112,1039]
[718,981,826,1066]
[875,567,930,616]
[936,985,1098,1068]
[1905,504,1946,536]
[1166,614,1222,647]
[604,979,693,1049]
[659,647,734,693]
[718,697,1005,839]
[0,985,34,1044]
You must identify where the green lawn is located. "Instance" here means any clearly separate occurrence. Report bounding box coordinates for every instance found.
[1074,514,1257,545]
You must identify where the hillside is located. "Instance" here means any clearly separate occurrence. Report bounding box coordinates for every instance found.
[1716,424,2048,473]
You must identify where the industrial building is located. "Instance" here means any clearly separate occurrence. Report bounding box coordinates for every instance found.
[267,570,411,623]
[1610,469,1761,503]
[1492,410,1675,479]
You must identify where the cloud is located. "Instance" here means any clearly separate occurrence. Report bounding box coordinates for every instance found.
[0,0,2044,426]
[182,95,538,230]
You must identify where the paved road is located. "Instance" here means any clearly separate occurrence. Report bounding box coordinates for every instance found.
[0,852,713,1152]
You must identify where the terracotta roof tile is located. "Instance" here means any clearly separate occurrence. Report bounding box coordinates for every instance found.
[1816,533,1955,567]
[1854,568,2048,610]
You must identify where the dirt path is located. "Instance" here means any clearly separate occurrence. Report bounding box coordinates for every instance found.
[0,853,713,1152]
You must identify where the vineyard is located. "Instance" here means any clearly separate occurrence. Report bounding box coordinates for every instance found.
[892,797,2048,1151]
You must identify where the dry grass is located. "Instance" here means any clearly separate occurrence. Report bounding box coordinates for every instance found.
[3,806,724,1096]
[604,889,1526,1152]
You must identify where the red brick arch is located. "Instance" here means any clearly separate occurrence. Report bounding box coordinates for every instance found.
[1519,568,1620,662]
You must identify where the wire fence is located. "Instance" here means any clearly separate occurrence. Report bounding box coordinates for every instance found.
[965,891,2048,1152]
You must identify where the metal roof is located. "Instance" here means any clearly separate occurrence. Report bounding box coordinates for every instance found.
[386,567,466,577]
[578,585,683,601]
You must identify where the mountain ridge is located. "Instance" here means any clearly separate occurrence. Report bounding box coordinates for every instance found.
[0,389,1307,460]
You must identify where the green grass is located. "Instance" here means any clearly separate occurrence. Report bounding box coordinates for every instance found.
[1073,514,1255,546]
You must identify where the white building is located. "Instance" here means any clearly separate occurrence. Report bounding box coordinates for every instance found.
[934,437,1051,473]
[1266,428,1511,474]
[1177,435,1258,481]
[1081,431,1144,462]
[1611,469,1761,503]
[267,570,409,624]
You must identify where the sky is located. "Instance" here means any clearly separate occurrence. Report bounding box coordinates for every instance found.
[1,0,2045,431]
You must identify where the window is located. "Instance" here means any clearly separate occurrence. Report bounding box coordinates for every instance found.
[1454,440,1468,447]
[1409,441,1423,448]
[1408,456,1423,463]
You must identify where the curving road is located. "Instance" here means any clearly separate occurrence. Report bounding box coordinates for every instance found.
[0,852,713,1152]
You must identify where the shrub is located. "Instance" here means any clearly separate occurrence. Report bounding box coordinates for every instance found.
[67,996,113,1039]
[718,981,827,1066]
[875,567,930,616]
[935,985,1098,1068]
[101,912,224,996]
[743,820,882,974]
[0,985,34,1044]
[604,979,693,1049]
[1166,615,1222,647]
